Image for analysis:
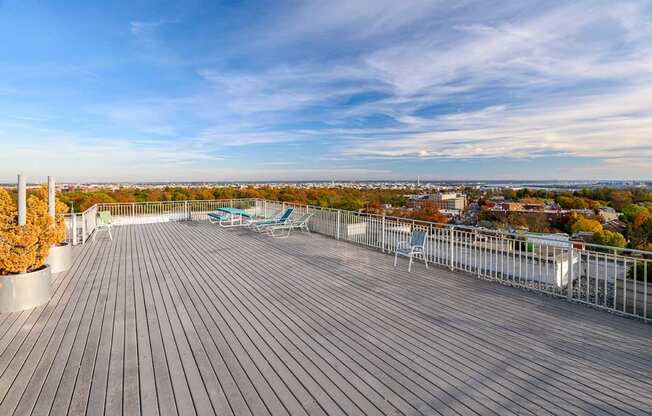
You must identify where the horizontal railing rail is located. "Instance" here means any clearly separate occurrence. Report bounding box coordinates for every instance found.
[63,204,98,245]
[69,198,650,321]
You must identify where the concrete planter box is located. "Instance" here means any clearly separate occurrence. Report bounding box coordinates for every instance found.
[47,242,72,274]
[0,265,52,313]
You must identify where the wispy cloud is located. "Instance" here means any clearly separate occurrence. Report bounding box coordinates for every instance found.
[2,1,652,180]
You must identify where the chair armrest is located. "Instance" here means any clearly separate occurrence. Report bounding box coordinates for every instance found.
[396,240,410,249]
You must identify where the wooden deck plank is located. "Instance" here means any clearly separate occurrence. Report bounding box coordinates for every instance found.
[67,226,121,416]
[133,220,181,416]
[147,224,241,416]
[0,221,649,416]
[84,218,123,416]
[183,224,652,416]
[104,217,129,416]
[163,223,365,416]
[216,228,648,411]
[194,237,538,415]
[181,224,564,416]
[0,240,103,415]
[16,236,108,416]
[140,224,293,416]
[174,224,461,414]
[281,235,652,406]
[142,222,216,416]
[123,224,142,416]
[47,235,115,416]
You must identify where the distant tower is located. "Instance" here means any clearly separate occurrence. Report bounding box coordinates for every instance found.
[417,176,420,187]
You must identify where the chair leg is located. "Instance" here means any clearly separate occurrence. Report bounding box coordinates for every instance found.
[423,253,428,269]
[108,228,113,241]
[408,256,413,272]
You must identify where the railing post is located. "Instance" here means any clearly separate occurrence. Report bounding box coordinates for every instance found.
[567,243,574,300]
[185,200,189,221]
[336,210,341,240]
[81,212,87,244]
[449,226,454,270]
[48,176,56,219]
[72,215,78,245]
[264,200,268,218]
[381,214,386,252]
[131,203,135,222]
[17,174,26,226]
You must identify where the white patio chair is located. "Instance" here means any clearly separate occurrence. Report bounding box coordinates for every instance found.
[94,210,113,241]
[394,229,428,272]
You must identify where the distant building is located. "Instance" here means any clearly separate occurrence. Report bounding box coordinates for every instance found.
[598,207,619,222]
[604,219,627,234]
[522,202,545,211]
[428,192,467,210]
[408,192,467,211]
[501,202,524,211]
[526,232,570,248]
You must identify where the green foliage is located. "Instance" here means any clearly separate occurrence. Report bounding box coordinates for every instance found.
[570,217,602,234]
[621,204,649,223]
[628,213,652,249]
[591,230,626,248]
[627,262,649,282]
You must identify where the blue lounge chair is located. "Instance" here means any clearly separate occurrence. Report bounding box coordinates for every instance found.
[394,229,428,272]
[245,208,281,227]
[251,208,294,232]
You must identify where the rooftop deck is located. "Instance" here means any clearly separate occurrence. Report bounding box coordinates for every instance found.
[0,221,650,416]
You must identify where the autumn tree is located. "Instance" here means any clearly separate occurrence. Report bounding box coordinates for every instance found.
[570,217,603,234]
[591,230,626,248]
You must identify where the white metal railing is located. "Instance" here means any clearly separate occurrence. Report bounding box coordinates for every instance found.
[63,204,98,245]
[70,198,650,322]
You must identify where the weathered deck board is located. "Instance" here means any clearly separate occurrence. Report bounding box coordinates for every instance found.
[0,221,650,416]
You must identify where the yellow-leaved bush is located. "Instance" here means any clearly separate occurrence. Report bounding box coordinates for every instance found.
[32,186,68,245]
[0,187,60,275]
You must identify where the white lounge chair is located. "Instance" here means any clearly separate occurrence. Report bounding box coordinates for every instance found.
[266,212,314,238]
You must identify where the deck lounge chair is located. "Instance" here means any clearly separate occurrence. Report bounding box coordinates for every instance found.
[244,208,282,227]
[266,212,314,238]
[394,229,428,272]
[94,210,113,241]
[251,208,294,232]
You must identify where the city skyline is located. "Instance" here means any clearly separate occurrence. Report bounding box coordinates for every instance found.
[2,1,652,182]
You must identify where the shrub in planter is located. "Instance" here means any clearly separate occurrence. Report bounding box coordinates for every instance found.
[0,187,57,275]
[32,186,68,245]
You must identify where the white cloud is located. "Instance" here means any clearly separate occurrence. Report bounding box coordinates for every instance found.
[342,86,652,165]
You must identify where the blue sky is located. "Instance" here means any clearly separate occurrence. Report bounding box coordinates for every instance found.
[1,0,652,182]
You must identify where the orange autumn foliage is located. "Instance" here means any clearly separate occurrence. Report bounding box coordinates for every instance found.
[32,186,68,244]
[0,188,58,275]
